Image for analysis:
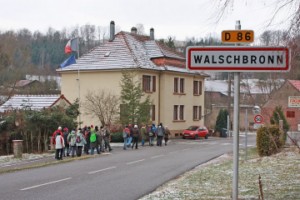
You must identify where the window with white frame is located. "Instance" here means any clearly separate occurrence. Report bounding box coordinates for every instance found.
[142,75,156,92]
[193,80,202,95]
[174,105,184,120]
[174,77,185,94]
[193,106,202,120]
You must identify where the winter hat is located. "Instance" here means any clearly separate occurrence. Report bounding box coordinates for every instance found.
[134,125,138,128]
[58,126,62,130]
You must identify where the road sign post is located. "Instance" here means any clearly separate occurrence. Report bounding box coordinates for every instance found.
[186,20,289,200]
[232,20,241,200]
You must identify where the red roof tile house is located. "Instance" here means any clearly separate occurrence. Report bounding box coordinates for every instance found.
[262,80,300,131]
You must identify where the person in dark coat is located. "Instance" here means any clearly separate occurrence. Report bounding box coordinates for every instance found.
[75,128,86,157]
[63,127,69,157]
[102,125,112,152]
[149,123,156,146]
[131,125,140,149]
[90,126,100,155]
[156,123,165,146]
[164,126,171,146]
[84,126,91,154]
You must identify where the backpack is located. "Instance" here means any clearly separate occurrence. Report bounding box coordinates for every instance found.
[150,126,156,136]
[76,135,81,143]
[68,133,76,146]
[104,129,110,137]
[90,132,97,143]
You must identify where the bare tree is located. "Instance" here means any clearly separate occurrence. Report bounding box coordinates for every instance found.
[215,0,300,36]
[84,90,120,126]
[136,23,145,35]
[260,30,287,46]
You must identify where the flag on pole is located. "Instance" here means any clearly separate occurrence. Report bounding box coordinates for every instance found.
[60,54,76,68]
[65,38,79,54]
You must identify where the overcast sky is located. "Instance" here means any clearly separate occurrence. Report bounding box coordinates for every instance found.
[0,0,293,41]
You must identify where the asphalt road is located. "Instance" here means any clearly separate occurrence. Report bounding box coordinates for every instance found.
[0,135,256,200]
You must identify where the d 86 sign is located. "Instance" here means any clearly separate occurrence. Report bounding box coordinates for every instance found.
[222,30,254,43]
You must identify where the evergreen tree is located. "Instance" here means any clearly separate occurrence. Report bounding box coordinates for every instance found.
[270,106,290,133]
[215,109,229,133]
[120,70,151,125]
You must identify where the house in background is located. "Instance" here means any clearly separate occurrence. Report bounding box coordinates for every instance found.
[204,79,283,131]
[25,74,61,90]
[262,80,300,131]
[57,21,209,137]
[0,94,71,113]
[13,80,42,93]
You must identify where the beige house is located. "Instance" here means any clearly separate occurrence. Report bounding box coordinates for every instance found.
[57,21,209,137]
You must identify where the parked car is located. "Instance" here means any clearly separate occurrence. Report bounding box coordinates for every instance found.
[182,126,209,139]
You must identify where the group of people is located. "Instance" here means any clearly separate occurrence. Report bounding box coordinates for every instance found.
[51,122,171,160]
[122,123,171,150]
[52,125,112,160]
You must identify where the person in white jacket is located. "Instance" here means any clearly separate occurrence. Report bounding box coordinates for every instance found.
[55,132,65,160]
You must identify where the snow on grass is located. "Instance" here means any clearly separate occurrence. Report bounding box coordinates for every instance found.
[0,153,53,166]
[140,147,300,200]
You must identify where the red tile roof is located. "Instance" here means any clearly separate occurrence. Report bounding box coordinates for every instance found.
[288,80,300,91]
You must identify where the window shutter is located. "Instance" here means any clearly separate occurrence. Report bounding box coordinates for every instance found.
[174,78,178,93]
[180,78,184,93]
[173,105,178,120]
[193,81,198,95]
[180,105,184,120]
[152,105,156,121]
[152,76,156,92]
[199,106,202,120]
[199,81,202,95]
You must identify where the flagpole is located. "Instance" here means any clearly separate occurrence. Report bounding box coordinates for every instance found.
[76,37,81,128]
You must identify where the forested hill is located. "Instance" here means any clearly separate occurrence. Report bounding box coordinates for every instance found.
[0,25,103,86]
[0,25,299,87]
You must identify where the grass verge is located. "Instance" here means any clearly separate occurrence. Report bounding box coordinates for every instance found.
[140,146,300,200]
[0,154,105,174]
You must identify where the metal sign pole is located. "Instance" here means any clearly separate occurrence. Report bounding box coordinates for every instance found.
[245,108,248,161]
[232,20,241,200]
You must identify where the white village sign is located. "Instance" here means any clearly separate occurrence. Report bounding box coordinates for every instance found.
[187,46,290,72]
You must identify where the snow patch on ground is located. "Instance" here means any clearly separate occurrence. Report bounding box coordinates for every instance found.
[0,153,53,166]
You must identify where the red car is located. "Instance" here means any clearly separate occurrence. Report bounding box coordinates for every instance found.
[182,126,209,139]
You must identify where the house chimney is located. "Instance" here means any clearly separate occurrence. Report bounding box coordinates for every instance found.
[150,28,154,40]
[131,27,137,34]
[109,21,115,41]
